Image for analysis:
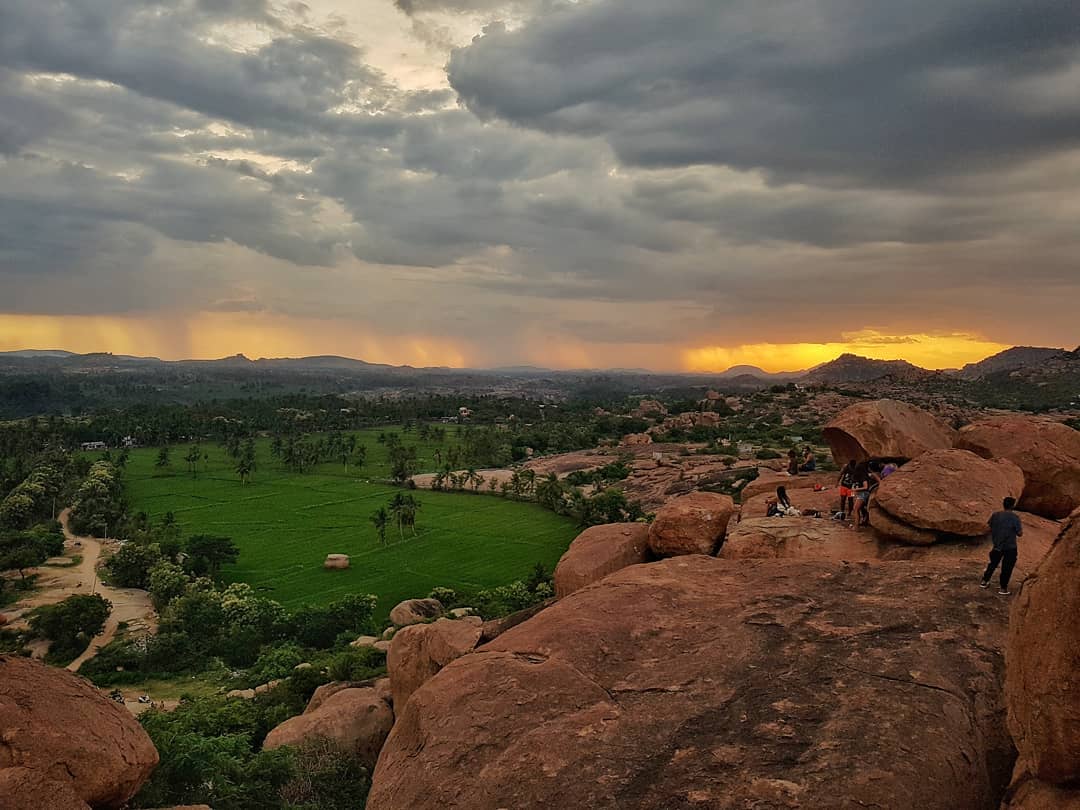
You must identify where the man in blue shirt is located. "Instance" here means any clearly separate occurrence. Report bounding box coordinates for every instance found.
[981,497,1024,595]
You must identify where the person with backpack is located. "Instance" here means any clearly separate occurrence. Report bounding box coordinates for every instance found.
[981,497,1024,595]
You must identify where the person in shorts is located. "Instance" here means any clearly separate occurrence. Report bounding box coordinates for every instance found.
[837,460,856,519]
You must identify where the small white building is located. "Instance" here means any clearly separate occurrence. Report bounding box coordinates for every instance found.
[81,441,107,451]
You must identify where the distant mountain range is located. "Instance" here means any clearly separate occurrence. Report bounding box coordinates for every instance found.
[0,345,1074,385]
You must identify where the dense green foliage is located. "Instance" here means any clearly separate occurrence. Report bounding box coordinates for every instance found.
[28,593,111,663]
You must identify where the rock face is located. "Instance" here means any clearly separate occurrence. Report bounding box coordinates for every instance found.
[553,523,651,597]
[870,449,1024,544]
[389,598,444,627]
[387,616,483,710]
[823,399,956,464]
[958,417,1080,519]
[647,492,736,556]
[0,656,158,809]
[739,486,839,519]
[1006,780,1080,809]
[369,558,1013,810]
[1007,512,1080,786]
[263,686,393,768]
[739,470,837,502]
[0,767,91,810]
[323,553,350,569]
[619,433,652,447]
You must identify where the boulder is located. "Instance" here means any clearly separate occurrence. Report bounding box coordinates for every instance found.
[823,399,956,465]
[553,523,651,597]
[387,616,483,710]
[867,503,940,546]
[369,558,1013,810]
[373,640,391,653]
[0,767,91,810]
[350,635,379,649]
[739,486,839,519]
[958,417,1080,519]
[721,517,885,560]
[0,613,8,627]
[323,553,350,570]
[619,433,652,447]
[1006,780,1080,809]
[448,607,476,618]
[739,470,836,502]
[0,656,158,808]
[264,687,393,769]
[647,492,736,556]
[389,598,444,627]
[1007,511,1080,785]
[871,449,1024,543]
[306,681,356,714]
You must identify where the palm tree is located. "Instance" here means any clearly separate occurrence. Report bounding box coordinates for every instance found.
[235,456,252,485]
[155,446,171,470]
[471,472,485,492]
[519,468,537,497]
[184,445,201,479]
[370,507,390,546]
[536,473,564,511]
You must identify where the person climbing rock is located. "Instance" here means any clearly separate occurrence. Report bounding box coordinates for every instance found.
[981,497,1023,595]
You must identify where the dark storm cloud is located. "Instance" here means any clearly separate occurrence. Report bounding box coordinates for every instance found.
[448,0,1080,185]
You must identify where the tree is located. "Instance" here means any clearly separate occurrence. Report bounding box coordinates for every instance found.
[235,456,252,485]
[184,534,239,577]
[29,593,111,663]
[369,507,389,546]
[147,560,191,610]
[106,542,162,588]
[387,493,420,540]
[388,445,418,485]
[184,445,201,478]
[155,446,171,470]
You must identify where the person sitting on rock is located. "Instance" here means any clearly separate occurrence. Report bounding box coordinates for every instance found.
[981,497,1024,595]
[786,449,799,476]
[837,460,856,519]
[799,446,816,472]
[767,486,801,517]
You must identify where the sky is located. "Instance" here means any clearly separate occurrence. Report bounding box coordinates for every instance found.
[1,0,1078,372]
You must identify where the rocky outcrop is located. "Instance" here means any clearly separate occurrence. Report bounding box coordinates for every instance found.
[0,767,91,810]
[387,616,483,710]
[553,523,651,597]
[619,433,652,447]
[1006,779,1080,809]
[389,598,444,627]
[739,470,836,502]
[739,486,838,519]
[263,686,394,768]
[958,417,1080,519]
[823,399,956,464]
[869,449,1024,544]
[1007,512,1080,786]
[369,558,1013,810]
[647,492,735,556]
[0,656,158,809]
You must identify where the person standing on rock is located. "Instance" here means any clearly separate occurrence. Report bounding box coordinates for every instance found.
[837,460,856,519]
[981,497,1023,595]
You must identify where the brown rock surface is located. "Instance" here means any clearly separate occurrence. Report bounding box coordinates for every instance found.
[1006,780,1080,810]
[387,616,483,710]
[740,486,839,519]
[553,523,651,597]
[958,417,1080,519]
[739,470,837,502]
[369,558,1013,810]
[389,598,444,627]
[872,449,1024,541]
[263,687,393,768]
[0,656,158,809]
[1007,511,1080,785]
[0,767,91,810]
[823,399,956,464]
[647,492,736,556]
[619,433,652,447]
[323,553,350,570]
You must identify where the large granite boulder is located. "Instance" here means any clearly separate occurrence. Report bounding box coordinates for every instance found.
[370,558,1013,810]
[739,486,839,519]
[389,598,444,627]
[387,616,483,710]
[869,449,1024,544]
[958,417,1080,519]
[823,399,956,465]
[647,492,736,556]
[1007,511,1080,785]
[263,686,393,768]
[1005,779,1080,809]
[0,656,158,808]
[0,767,91,810]
[553,523,651,597]
[739,471,836,502]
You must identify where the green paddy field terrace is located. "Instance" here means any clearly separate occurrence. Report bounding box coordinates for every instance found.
[119,430,577,619]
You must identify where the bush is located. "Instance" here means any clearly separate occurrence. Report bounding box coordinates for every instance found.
[147,560,191,610]
[106,543,162,589]
[289,594,376,650]
[755,448,781,460]
[245,644,307,686]
[325,646,386,682]
[278,738,371,810]
[29,593,111,664]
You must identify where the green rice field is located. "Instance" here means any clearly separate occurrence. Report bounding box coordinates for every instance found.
[120,430,578,618]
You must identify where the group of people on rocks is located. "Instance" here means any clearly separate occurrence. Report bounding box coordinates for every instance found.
[786,447,817,475]
[766,451,1026,597]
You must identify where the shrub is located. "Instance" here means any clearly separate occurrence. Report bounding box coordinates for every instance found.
[755,448,782,460]
[106,543,162,589]
[278,738,371,810]
[326,646,386,682]
[29,593,111,664]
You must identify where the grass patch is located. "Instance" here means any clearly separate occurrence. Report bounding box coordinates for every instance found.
[120,430,578,619]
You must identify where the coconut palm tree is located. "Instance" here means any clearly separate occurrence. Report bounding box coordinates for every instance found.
[370,507,390,546]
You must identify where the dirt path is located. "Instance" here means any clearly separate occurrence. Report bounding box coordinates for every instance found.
[5,509,156,671]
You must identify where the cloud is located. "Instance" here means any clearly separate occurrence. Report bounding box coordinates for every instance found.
[447,0,1080,186]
